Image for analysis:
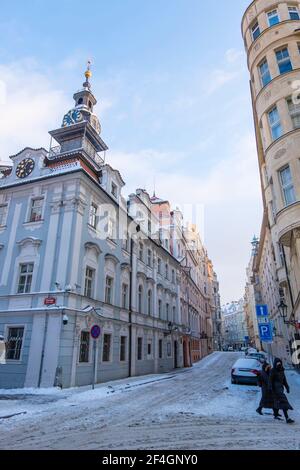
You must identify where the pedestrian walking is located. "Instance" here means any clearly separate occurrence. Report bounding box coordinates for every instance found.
[269,358,294,424]
[256,362,279,418]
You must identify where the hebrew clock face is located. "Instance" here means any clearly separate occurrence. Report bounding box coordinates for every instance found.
[16,158,35,179]
[62,109,83,127]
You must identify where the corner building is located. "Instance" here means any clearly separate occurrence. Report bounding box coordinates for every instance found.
[242,1,300,342]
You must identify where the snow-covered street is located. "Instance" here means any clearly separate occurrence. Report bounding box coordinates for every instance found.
[0,352,300,450]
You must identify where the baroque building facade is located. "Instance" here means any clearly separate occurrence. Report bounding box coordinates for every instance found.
[0,68,219,388]
[242,0,300,359]
[221,300,249,350]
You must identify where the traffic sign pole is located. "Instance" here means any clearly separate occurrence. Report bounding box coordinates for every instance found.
[92,339,97,390]
[90,325,101,390]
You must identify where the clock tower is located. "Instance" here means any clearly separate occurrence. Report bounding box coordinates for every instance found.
[47,63,108,179]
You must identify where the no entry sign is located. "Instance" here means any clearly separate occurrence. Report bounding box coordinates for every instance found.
[91,325,101,339]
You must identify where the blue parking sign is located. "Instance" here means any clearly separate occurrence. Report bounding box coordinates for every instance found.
[256,305,269,317]
[258,323,273,342]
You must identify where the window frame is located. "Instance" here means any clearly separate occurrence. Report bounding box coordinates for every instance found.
[267,9,280,26]
[275,46,293,75]
[287,97,300,129]
[78,330,91,364]
[5,325,25,362]
[137,337,143,361]
[29,197,44,223]
[258,58,272,87]
[251,21,261,41]
[120,335,127,362]
[288,5,300,20]
[102,333,112,362]
[279,165,297,206]
[89,202,98,229]
[268,106,283,141]
[105,276,114,304]
[121,283,128,309]
[17,263,34,294]
[84,266,95,299]
[0,204,8,227]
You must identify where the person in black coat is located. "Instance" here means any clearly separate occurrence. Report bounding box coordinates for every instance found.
[269,358,294,424]
[256,362,279,417]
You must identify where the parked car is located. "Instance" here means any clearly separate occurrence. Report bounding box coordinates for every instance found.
[245,347,257,356]
[228,346,234,351]
[231,357,262,385]
[241,347,247,352]
[247,352,267,363]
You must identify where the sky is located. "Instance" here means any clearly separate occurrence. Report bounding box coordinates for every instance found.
[0,0,263,304]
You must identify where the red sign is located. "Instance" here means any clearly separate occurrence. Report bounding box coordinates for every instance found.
[44,297,57,306]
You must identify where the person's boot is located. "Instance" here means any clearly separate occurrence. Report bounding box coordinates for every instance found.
[286,418,295,424]
[256,407,263,415]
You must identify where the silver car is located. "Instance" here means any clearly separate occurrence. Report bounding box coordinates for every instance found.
[231,357,262,385]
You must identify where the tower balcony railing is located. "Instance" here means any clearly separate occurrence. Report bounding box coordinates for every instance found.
[49,142,104,165]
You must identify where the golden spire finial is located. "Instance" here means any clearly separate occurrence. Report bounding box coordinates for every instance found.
[85,59,92,80]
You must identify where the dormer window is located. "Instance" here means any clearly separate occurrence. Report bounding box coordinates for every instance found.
[111,182,118,198]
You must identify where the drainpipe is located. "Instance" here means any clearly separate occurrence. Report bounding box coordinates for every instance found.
[128,237,134,378]
[281,243,295,311]
[38,311,49,388]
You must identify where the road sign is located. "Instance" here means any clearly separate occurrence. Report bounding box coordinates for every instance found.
[91,325,101,339]
[256,305,269,317]
[258,323,273,342]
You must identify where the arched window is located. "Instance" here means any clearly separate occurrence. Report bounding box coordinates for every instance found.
[147,290,152,315]
[138,285,143,313]
[77,97,83,105]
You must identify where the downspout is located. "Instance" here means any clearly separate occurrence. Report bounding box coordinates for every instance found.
[128,236,134,378]
[281,242,295,311]
[38,311,49,388]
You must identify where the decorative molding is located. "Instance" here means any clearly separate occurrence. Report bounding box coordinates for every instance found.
[16,237,42,248]
[85,242,102,257]
[104,253,120,265]
[120,262,131,271]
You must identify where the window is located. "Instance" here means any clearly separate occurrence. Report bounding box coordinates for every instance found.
[165,239,169,250]
[139,243,144,262]
[138,285,143,312]
[259,59,272,87]
[17,263,33,293]
[280,166,296,206]
[79,331,90,363]
[122,283,128,309]
[84,267,95,298]
[159,339,163,359]
[147,341,152,357]
[89,203,97,229]
[157,258,161,274]
[120,336,127,361]
[105,276,114,304]
[167,342,172,357]
[29,198,43,222]
[5,327,24,361]
[158,299,162,318]
[268,106,283,141]
[165,264,169,279]
[172,269,175,284]
[166,303,170,321]
[111,182,118,198]
[251,22,261,41]
[108,216,116,240]
[267,9,279,26]
[137,337,143,360]
[173,306,176,322]
[147,249,152,267]
[122,231,129,251]
[287,98,300,129]
[102,334,111,362]
[0,205,7,226]
[288,6,300,20]
[148,220,151,235]
[147,290,152,315]
[276,47,293,74]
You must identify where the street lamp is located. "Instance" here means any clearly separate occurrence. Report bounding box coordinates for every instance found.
[278,300,288,322]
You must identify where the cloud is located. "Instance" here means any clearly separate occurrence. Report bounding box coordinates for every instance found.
[0,59,69,164]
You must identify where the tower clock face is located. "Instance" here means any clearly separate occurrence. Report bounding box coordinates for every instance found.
[16,158,35,179]
[62,109,83,127]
